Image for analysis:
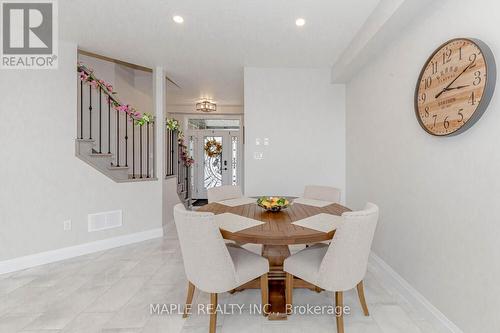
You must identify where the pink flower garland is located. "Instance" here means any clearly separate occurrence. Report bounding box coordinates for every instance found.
[115,104,141,119]
[78,64,152,125]
[166,118,194,167]
[179,143,194,167]
[177,133,194,167]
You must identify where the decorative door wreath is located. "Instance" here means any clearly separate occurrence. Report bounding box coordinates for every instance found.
[204,139,223,157]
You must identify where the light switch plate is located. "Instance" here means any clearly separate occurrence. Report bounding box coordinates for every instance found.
[254,152,264,160]
[63,220,72,231]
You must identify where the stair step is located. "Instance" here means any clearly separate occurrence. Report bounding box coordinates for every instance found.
[118,176,158,183]
[107,166,129,170]
[89,153,113,157]
[76,138,157,183]
[128,174,153,179]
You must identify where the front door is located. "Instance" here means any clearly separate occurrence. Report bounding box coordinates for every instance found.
[190,130,242,200]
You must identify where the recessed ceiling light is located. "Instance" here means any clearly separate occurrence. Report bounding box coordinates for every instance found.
[173,15,184,24]
[295,18,306,27]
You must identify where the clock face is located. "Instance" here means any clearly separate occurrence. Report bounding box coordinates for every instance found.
[415,38,496,136]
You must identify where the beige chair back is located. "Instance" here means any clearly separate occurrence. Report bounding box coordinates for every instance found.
[317,203,378,291]
[304,185,341,203]
[173,204,238,293]
[207,185,243,203]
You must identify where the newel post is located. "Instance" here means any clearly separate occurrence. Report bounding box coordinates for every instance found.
[154,66,169,230]
[153,66,166,180]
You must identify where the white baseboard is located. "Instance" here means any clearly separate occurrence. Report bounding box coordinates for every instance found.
[369,252,463,333]
[0,228,164,275]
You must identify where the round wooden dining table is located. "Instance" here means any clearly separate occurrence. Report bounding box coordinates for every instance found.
[197,200,351,320]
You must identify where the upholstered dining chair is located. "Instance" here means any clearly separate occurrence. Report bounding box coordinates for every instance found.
[284,203,379,333]
[173,204,269,333]
[207,185,243,203]
[303,185,341,203]
[300,185,342,249]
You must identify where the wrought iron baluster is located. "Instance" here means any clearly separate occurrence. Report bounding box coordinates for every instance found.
[185,165,189,199]
[152,121,156,179]
[80,81,83,139]
[177,142,181,185]
[167,129,170,176]
[88,86,92,139]
[166,129,170,176]
[116,109,120,166]
[125,114,128,167]
[172,131,174,175]
[171,131,175,176]
[140,125,143,178]
[108,98,111,154]
[147,123,150,178]
[132,119,135,179]
[98,87,102,153]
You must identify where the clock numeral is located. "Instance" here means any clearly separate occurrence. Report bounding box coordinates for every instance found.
[469,91,476,105]
[424,106,429,117]
[473,71,482,86]
[420,93,427,103]
[431,61,438,74]
[458,108,464,122]
[424,76,432,89]
[442,48,452,65]
[459,46,462,60]
[443,116,450,129]
[432,114,438,128]
[469,53,477,67]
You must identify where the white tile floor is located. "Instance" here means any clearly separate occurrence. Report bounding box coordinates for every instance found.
[0,224,444,333]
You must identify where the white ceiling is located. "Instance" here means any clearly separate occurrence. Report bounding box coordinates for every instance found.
[60,0,379,105]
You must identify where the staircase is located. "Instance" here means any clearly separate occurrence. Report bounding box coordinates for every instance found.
[76,64,156,182]
[166,127,192,206]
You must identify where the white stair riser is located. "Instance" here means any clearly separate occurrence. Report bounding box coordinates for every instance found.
[88,156,113,169]
[107,167,129,179]
[75,140,95,155]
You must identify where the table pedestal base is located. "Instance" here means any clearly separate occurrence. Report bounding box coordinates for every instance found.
[234,244,320,320]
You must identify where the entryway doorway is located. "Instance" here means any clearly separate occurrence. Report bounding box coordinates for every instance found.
[186,117,243,200]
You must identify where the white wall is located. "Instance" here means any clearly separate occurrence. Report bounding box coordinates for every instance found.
[346,0,500,331]
[244,68,345,198]
[114,65,153,114]
[0,42,162,262]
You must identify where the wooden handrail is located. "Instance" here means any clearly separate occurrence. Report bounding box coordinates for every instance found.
[78,49,181,88]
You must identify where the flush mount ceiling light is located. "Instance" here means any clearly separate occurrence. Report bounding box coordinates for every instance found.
[173,15,184,24]
[196,100,217,113]
[295,18,306,26]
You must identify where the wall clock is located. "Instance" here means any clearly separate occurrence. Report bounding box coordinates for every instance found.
[415,38,496,136]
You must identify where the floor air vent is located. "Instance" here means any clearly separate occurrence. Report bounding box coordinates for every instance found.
[88,210,122,232]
